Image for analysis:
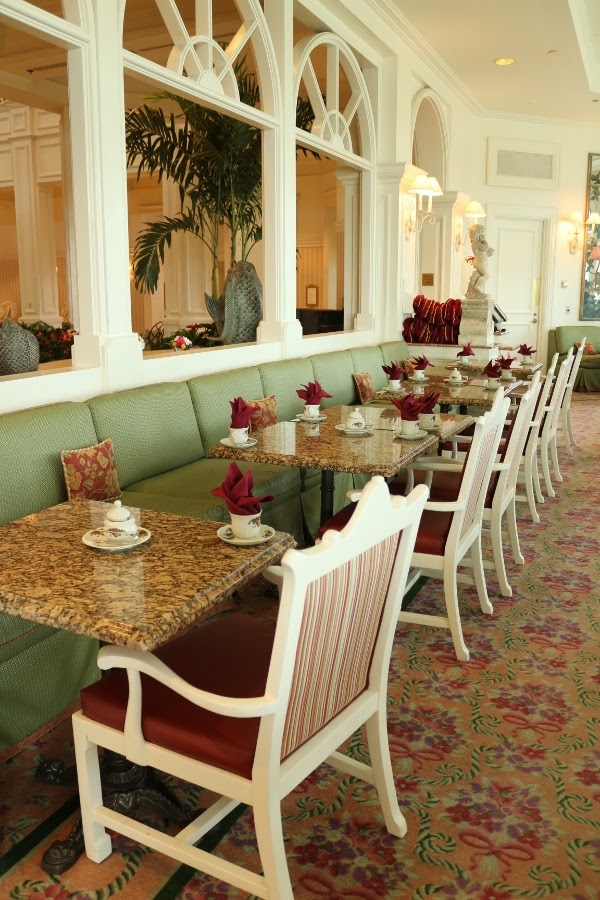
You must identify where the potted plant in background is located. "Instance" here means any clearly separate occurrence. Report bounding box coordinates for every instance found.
[126,60,316,345]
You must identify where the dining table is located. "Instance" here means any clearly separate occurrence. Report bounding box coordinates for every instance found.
[445,360,543,380]
[209,405,475,527]
[0,499,295,873]
[374,372,524,413]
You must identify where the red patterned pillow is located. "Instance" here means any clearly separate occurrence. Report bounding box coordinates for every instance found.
[61,438,121,501]
[353,373,375,404]
[247,395,278,433]
[575,340,596,356]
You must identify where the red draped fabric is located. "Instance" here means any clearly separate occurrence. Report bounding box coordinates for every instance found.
[402,295,462,344]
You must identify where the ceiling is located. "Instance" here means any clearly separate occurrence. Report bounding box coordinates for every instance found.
[387,0,600,125]
[0,1,599,125]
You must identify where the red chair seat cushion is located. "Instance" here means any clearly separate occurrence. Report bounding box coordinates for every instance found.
[391,468,499,508]
[318,503,357,539]
[412,509,453,555]
[80,613,276,780]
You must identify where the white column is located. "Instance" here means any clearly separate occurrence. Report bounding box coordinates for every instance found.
[334,167,361,331]
[376,164,408,341]
[9,107,61,327]
[258,0,303,351]
[67,0,143,385]
[433,191,471,301]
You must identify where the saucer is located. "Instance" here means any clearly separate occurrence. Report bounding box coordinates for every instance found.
[335,424,374,436]
[393,428,428,441]
[408,375,429,383]
[419,422,441,432]
[217,524,275,546]
[220,437,258,449]
[296,413,327,423]
[82,527,151,552]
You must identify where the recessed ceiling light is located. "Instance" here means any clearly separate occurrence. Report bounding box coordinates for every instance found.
[495,57,516,66]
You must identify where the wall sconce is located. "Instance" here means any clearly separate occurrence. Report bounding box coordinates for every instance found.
[405,174,443,238]
[586,212,600,232]
[568,212,584,253]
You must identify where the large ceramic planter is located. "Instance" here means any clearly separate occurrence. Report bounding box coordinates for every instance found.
[0,317,40,376]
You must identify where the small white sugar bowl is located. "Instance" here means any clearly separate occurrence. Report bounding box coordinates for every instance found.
[103,500,138,536]
[448,367,462,384]
[345,407,366,430]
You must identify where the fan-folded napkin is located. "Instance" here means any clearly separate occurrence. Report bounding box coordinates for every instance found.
[211,462,274,516]
[230,397,252,428]
[457,343,475,358]
[296,380,332,404]
[382,361,406,380]
[410,354,434,371]
[391,391,440,420]
[483,360,502,379]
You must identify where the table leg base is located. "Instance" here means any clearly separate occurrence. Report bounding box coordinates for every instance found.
[36,758,77,786]
[40,754,188,874]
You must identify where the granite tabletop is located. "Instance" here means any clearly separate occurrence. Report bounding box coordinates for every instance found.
[0,501,295,651]
[209,406,474,477]
[374,373,523,409]
[445,361,543,379]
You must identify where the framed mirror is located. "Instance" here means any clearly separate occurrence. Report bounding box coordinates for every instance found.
[581,153,600,319]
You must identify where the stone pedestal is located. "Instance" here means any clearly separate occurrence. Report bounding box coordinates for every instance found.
[458,296,495,348]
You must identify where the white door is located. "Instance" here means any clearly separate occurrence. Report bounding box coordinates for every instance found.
[490,217,544,352]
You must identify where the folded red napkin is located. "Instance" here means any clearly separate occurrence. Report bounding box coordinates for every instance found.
[483,360,502,379]
[391,394,428,421]
[499,353,516,370]
[416,390,440,414]
[518,344,536,355]
[382,361,406,380]
[230,397,251,428]
[210,462,274,516]
[296,380,332,404]
[410,354,434,371]
[457,343,475,358]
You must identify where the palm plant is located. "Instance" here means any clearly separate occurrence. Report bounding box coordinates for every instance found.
[126,58,262,300]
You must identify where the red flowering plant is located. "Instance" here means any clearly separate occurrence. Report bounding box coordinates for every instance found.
[20,320,77,363]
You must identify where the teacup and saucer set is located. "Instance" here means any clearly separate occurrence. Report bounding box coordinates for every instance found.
[82,500,151,552]
[335,408,374,436]
[294,403,327,423]
[408,371,429,384]
[418,412,441,432]
[393,418,428,441]
[221,426,258,449]
[217,510,275,546]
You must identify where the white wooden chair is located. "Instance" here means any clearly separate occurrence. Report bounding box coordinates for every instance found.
[393,376,540,599]
[538,355,571,498]
[515,353,558,522]
[72,477,428,899]
[319,391,509,662]
[560,337,586,455]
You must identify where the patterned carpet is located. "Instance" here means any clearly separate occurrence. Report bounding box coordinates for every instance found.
[0,396,598,899]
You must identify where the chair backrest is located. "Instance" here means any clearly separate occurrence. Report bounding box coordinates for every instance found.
[502,373,541,494]
[262,477,428,763]
[544,357,570,438]
[565,336,586,394]
[453,388,509,542]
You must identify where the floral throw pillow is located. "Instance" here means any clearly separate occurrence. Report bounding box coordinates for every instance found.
[247,395,278,433]
[575,340,597,356]
[353,373,376,404]
[61,438,121,501]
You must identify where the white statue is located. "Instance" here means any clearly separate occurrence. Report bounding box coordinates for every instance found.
[466,223,495,299]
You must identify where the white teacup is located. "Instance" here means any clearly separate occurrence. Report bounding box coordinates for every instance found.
[399,418,420,437]
[501,368,513,380]
[487,377,501,389]
[388,379,401,391]
[230,511,262,540]
[304,404,320,420]
[419,412,439,431]
[520,354,532,366]
[230,426,249,446]
[413,369,425,380]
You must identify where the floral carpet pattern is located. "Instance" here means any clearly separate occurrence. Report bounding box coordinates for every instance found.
[0,397,599,899]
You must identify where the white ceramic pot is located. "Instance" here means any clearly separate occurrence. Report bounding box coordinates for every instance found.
[230,511,262,540]
[345,407,366,430]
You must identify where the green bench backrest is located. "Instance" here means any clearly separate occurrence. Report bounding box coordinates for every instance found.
[310,350,356,408]
[259,358,315,421]
[350,346,388,390]
[379,340,411,365]
[0,402,98,524]
[87,382,203,488]
[188,366,265,451]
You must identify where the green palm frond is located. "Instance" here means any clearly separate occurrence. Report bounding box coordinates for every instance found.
[132,210,204,294]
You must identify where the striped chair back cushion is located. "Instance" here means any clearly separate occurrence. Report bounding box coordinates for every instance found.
[281,534,399,759]
[460,425,501,540]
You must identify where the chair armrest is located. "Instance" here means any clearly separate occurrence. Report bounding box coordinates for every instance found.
[491,461,509,472]
[425,499,466,513]
[345,489,364,501]
[99,646,278,718]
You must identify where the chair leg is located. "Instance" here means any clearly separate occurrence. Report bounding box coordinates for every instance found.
[550,435,563,483]
[506,497,524,565]
[72,716,113,863]
[365,708,407,838]
[471,534,495,610]
[253,790,294,900]
[533,448,544,504]
[561,401,573,455]
[565,401,576,451]
[443,561,469,662]
[540,437,556,498]
[489,509,511,598]
[523,448,540,524]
